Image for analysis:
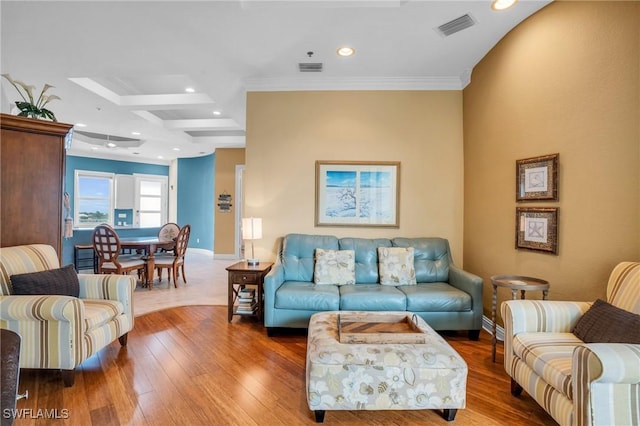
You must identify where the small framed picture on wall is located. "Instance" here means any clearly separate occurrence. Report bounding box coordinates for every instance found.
[516,153,559,201]
[515,207,558,254]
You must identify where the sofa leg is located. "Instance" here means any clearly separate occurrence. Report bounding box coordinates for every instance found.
[442,409,457,421]
[511,378,523,396]
[61,369,75,387]
[313,410,325,423]
[267,327,276,337]
[468,329,480,341]
[118,333,128,346]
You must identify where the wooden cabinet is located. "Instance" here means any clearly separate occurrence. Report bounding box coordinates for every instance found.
[1,114,73,261]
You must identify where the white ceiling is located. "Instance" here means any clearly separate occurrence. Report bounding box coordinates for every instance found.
[0,0,550,165]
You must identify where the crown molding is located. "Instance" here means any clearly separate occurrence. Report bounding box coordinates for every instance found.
[244,75,469,92]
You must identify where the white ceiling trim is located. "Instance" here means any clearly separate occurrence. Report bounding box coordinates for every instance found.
[244,75,469,92]
[163,118,240,131]
[118,93,216,109]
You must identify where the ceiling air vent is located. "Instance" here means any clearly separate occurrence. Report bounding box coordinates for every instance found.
[436,14,476,37]
[299,62,323,72]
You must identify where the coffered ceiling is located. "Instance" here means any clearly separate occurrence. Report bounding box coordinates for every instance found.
[0,0,550,164]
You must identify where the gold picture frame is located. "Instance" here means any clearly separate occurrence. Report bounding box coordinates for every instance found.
[315,160,400,227]
[516,153,559,201]
[515,207,558,254]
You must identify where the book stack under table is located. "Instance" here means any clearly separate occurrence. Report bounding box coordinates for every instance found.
[236,288,257,315]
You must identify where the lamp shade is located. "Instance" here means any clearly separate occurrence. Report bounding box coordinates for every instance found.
[242,217,262,240]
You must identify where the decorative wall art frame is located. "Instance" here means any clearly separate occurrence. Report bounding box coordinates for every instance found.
[516,153,559,201]
[516,207,558,254]
[315,160,400,227]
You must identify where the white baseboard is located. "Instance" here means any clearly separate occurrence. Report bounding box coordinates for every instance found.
[482,315,504,342]
[213,253,239,260]
[187,248,214,256]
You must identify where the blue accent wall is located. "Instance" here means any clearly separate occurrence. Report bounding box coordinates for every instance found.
[62,155,169,265]
[177,154,215,251]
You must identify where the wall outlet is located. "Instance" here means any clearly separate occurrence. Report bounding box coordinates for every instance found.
[196,238,200,243]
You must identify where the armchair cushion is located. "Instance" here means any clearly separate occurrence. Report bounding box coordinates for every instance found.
[572,298,640,343]
[10,264,79,297]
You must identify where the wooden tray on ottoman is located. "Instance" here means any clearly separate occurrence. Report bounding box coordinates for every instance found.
[338,312,426,344]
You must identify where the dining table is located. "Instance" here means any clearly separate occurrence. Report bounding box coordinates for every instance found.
[119,237,175,289]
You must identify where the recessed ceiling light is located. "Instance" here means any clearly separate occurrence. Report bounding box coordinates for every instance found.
[131,131,141,136]
[107,142,116,148]
[75,123,87,127]
[212,110,222,116]
[90,146,99,150]
[337,46,355,57]
[491,0,517,11]
[158,155,164,159]
[173,147,180,151]
[185,87,195,93]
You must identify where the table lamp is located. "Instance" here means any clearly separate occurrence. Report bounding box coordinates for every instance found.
[242,217,262,266]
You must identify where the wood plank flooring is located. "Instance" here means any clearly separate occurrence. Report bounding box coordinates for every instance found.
[12,306,557,425]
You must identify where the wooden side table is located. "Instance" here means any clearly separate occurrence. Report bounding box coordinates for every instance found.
[226,261,273,323]
[490,275,550,362]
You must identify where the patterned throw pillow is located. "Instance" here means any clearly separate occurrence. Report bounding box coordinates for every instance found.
[10,264,80,297]
[378,247,416,285]
[314,249,356,285]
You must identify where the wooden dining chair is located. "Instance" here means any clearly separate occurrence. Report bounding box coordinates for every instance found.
[157,222,180,254]
[155,224,191,287]
[92,224,146,281]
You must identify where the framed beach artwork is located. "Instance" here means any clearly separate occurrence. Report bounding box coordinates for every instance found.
[315,161,400,227]
[515,207,558,254]
[516,153,559,201]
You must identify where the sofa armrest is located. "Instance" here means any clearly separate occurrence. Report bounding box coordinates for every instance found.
[264,264,285,326]
[502,300,592,335]
[448,266,483,302]
[0,295,82,322]
[501,300,592,371]
[78,274,136,320]
[573,343,640,426]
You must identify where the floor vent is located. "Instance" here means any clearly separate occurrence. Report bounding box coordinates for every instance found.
[299,62,323,72]
[436,14,476,37]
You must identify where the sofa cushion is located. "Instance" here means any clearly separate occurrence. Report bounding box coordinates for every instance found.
[392,238,450,283]
[339,284,406,310]
[313,249,355,285]
[275,281,340,311]
[338,238,391,283]
[512,332,581,400]
[10,264,79,297]
[399,283,471,312]
[378,247,416,285]
[572,299,640,343]
[83,299,125,331]
[282,234,339,282]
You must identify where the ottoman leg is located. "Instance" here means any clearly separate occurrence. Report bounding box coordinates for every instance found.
[314,410,325,423]
[442,409,457,421]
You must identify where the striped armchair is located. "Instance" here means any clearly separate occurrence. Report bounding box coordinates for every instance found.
[501,262,640,426]
[0,244,135,387]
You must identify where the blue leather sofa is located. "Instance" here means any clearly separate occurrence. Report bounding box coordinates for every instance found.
[264,234,483,339]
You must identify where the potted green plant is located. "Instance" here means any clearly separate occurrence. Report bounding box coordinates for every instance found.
[2,74,60,121]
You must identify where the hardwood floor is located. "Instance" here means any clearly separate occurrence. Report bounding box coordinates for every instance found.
[12,255,557,425]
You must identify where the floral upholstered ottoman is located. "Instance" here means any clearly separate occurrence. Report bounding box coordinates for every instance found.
[306,311,467,423]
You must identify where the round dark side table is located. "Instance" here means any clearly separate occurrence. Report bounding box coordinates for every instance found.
[490,275,550,363]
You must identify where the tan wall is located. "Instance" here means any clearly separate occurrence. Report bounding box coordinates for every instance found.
[245,91,465,264]
[463,2,640,321]
[214,148,245,255]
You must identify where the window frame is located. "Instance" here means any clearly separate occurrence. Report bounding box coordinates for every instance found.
[73,170,115,228]
[133,173,168,228]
